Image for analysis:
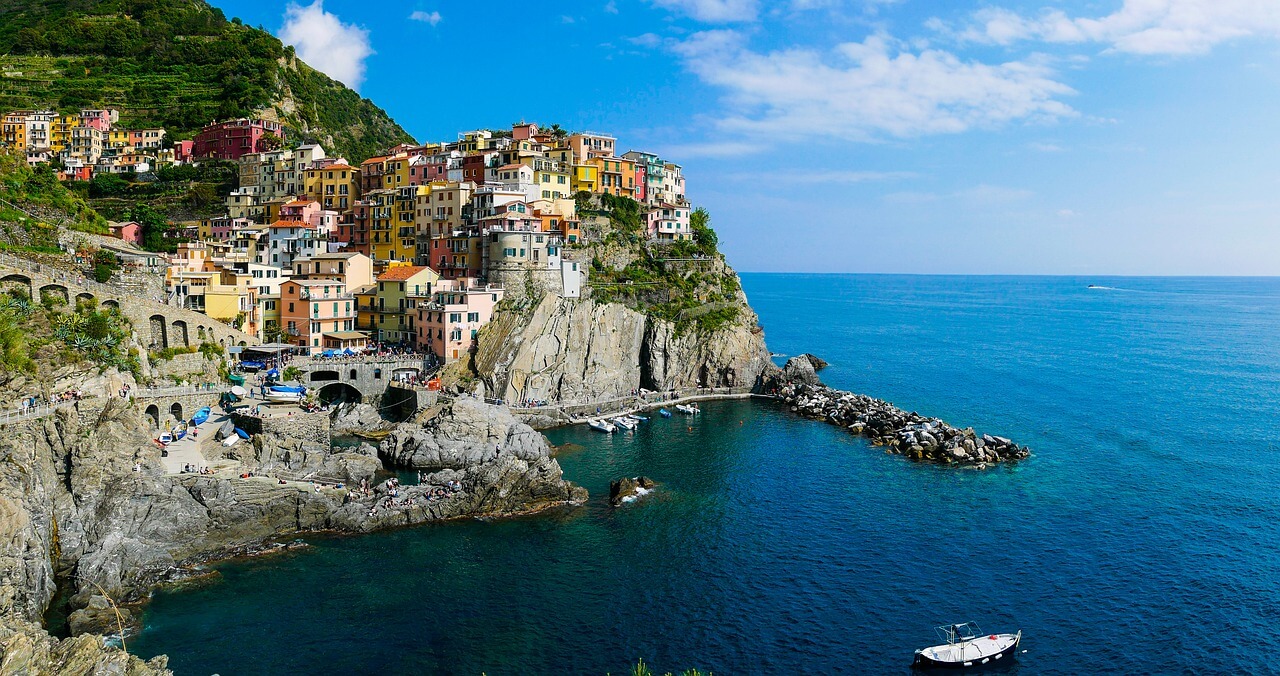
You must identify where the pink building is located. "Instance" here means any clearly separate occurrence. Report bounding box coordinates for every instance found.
[415,278,504,363]
[173,140,195,164]
[108,221,142,245]
[193,119,285,161]
[280,279,361,354]
[79,109,117,132]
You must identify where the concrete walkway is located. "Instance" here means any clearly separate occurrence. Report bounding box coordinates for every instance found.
[160,407,228,474]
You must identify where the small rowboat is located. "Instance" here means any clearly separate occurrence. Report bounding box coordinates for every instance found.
[157,432,173,445]
[629,414,649,422]
[190,407,211,426]
[222,435,241,448]
[659,409,672,418]
[912,622,1021,670]
[588,419,616,433]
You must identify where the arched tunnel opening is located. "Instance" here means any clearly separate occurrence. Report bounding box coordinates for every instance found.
[317,382,363,406]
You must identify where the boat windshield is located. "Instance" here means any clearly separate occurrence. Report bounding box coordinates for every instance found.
[936,622,982,644]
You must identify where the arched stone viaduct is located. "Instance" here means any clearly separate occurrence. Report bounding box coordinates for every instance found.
[0,263,258,350]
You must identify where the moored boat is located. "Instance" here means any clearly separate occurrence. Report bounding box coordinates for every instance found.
[912,622,1020,670]
[588,419,616,433]
[611,417,637,430]
[659,409,673,418]
[675,404,700,415]
[629,414,649,422]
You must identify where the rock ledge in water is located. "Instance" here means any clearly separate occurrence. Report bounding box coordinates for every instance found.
[610,476,657,506]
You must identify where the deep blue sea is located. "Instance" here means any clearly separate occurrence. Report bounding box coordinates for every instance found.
[131,275,1280,674]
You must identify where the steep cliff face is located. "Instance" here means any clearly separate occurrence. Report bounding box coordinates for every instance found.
[472,291,773,405]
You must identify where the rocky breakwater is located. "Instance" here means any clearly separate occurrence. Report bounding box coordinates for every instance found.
[772,356,1030,466]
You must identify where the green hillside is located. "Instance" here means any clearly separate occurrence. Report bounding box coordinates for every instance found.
[0,0,415,162]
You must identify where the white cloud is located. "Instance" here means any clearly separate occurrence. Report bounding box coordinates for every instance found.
[672,30,1076,143]
[279,1,373,90]
[409,10,442,26]
[1057,209,1078,218]
[650,0,758,23]
[605,1,619,14]
[628,33,664,48]
[939,0,1280,55]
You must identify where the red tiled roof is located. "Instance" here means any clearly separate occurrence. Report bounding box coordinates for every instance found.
[377,266,430,281]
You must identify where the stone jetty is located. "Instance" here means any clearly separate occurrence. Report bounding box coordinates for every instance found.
[772,356,1029,466]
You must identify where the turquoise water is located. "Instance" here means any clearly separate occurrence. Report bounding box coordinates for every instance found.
[132,275,1280,674]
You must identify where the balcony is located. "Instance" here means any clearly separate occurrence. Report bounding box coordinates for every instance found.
[300,291,354,300]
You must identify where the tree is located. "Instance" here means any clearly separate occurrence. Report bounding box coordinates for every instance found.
[257,132,284,151]
[89,173,128,198]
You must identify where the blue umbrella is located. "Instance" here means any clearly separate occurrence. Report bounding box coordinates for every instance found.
[266,368,280,377]
[343,348,356,356]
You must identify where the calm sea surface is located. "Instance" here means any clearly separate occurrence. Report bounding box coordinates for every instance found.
[132,275,1280,674]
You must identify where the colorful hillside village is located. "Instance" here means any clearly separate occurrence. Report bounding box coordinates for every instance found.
[1,111,695,362]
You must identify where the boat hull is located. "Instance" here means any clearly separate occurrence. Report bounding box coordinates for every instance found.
[912,633,1020,670]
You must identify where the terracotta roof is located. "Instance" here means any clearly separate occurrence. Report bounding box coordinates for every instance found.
[377,266,430,281]
[268,220,310,229]
[360,156,388,166]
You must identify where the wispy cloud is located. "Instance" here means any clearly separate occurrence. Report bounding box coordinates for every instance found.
[604,0,619,14]
[933,0,1280,55]
[672,30,1076,144]
[649,0,758,23]
[409,10,442,26]
[628,33,664,48]
[656,140,762,158]
[279,1,373,90]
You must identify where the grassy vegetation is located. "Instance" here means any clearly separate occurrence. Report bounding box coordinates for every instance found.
[581,195,741,335]
[0,289,139,377]
[0,0,414,161]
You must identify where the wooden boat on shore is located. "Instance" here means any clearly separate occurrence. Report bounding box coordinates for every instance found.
[588,419,616,433]
[190,407,211,426]
[675,404,700,415]
[912,622,1021,670]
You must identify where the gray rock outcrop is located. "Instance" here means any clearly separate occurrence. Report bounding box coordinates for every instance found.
[471,292,772,404]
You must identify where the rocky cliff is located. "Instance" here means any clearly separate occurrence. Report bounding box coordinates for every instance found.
[470,289,773,405]
[0,391,583,672]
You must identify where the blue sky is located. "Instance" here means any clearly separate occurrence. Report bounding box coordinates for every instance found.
[215,0,1280,275]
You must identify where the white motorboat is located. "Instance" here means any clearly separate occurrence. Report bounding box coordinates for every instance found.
[265,391,303,403]
[912,622,1021,670]
[675,404,700,415]
[628,414,649,422]
[611,417,637,431]
[588,419,616,433]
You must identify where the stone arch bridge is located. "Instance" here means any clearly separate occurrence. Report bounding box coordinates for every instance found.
[289,356,430,405]
[0,256,257,350]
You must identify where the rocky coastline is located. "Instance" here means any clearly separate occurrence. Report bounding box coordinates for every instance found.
[768,355,1030,466]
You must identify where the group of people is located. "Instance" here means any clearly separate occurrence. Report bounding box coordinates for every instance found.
[16,389,84,413]
[181,464,212,474]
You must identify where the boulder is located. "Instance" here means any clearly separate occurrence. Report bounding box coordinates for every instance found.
[609,476,657,506]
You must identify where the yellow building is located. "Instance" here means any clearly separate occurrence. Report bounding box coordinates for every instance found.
[3,112,28,149]
[51,115,80,153]
[524,157,572,201]
[572,163,599,194]
[108,129,132,150]
[382,155,412,189]
[373,265,440,344]
[303,163,359,211]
